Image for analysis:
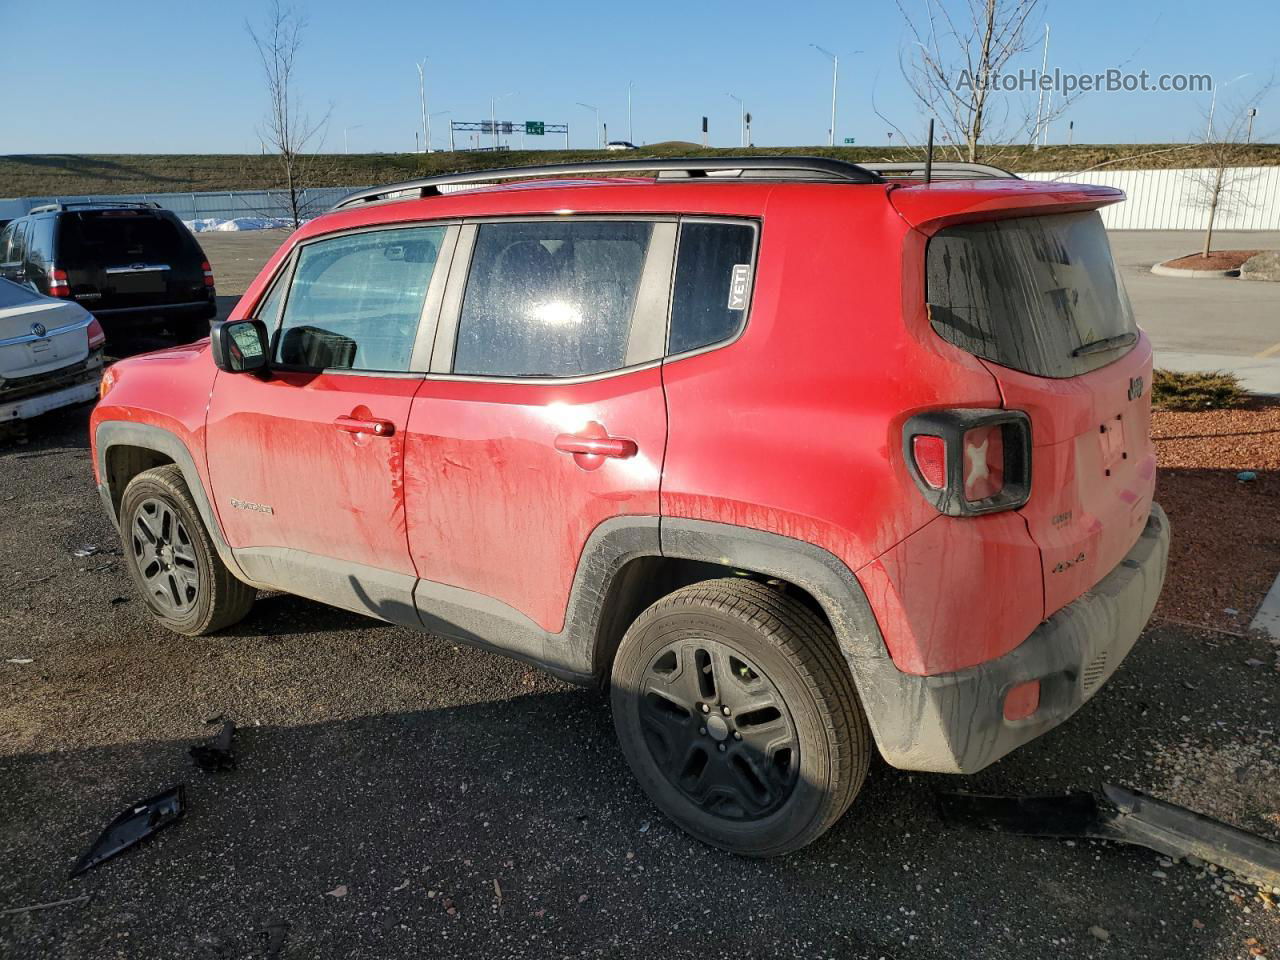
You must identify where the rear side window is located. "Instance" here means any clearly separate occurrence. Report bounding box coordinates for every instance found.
[454,220,653,377]
[926,211,1137,378]
[58,212,190,267]
[1,221,29,265]
[667,221,756,355]
[274,225,445,372]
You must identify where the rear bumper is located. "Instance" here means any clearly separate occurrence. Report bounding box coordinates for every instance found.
[0,378,98,421]
[859,503,1170,773]
[91,299,217,326]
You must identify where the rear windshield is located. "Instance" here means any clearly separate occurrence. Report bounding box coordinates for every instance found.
[57,212,193,267]
[925,210,1137,378]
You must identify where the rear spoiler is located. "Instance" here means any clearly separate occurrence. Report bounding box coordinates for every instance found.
[889,179,1125,231]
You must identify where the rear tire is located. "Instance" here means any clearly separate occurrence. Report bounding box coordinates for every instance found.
[610,578,871,856]
[119,465,255,635]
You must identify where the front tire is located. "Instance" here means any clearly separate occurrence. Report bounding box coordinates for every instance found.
[119,465,255,635]
[610,578,871,856]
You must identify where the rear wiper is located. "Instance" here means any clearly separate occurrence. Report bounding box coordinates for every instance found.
[1072,332,1137,357]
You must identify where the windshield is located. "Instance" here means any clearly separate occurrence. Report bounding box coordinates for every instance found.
[926,210,1137,378]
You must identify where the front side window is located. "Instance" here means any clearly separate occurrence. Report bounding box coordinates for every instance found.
[667,221,757,355]
[273,226,444,372]
[926,210,1137,378]
[453,220,654,377]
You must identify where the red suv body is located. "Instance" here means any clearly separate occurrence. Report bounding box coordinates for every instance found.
[91,158,1169,855]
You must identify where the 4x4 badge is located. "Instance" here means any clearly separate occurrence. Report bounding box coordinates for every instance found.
[1128,376,1144,401]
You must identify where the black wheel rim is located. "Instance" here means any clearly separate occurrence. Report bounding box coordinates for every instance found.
[130,497,200,617]
[637,637,800,821]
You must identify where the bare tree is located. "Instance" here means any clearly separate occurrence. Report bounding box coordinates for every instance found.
[247,2,331,228]
[1185,78,1273,258]
[892,0,1066,161]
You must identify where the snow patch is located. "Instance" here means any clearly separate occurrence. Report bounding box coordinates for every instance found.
[184,217,297,233]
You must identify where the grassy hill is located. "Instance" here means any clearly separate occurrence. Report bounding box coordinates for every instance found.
[3,143,1278,198]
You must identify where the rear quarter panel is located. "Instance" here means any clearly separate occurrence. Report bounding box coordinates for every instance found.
[659,186,1048,675]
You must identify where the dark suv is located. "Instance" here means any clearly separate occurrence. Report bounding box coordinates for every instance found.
[0,201,217,341]
[92,157,1169,856]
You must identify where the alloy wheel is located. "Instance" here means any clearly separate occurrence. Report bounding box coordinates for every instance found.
[636,637,800,820]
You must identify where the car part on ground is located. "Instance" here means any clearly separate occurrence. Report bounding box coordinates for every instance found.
[69,785,185,877]
[189,719,237,772]
[938,784,1280,887]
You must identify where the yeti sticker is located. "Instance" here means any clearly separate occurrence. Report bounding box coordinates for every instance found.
[727,264,751,310]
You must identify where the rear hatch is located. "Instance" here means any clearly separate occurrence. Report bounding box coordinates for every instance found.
[901,187,1156,617]
[55,209,209,311]
[0,280,90,382]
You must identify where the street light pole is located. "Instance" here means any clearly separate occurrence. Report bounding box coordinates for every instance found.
[811,45,838,146]
[416,59,430,153]
[489,92,516,149]
[728,93,744,147]
[577,102,600,148]
[1207,73,1252,140]
[628,81,634,144]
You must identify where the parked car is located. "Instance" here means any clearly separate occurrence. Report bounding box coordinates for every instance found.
[1,278,105,423]
[91,157,1169,856]
[0,201,217,342]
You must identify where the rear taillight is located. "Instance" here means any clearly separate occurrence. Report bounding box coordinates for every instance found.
[904,409,1031,516]
[50,268,71,298]
[87,317,106,350]
[910,435,947,489]
[201,261,215,288]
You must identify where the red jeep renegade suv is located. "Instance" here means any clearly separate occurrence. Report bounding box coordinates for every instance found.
[91,157,1169,855]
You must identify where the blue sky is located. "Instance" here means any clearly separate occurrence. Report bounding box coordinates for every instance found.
[3,0,1277,153]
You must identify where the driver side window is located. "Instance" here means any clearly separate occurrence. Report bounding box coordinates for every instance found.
[273,226,445,372]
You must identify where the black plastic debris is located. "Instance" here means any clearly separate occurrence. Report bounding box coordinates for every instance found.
[938,783,1280,887]
[70,786,185,877]
[190,719,237,772]
[259,919,289,958]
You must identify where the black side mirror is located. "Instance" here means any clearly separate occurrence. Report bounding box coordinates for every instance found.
[211,319,270,373]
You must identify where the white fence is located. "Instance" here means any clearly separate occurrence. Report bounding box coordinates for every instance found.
[1023,166,1280,231]
[4,167,1279,231]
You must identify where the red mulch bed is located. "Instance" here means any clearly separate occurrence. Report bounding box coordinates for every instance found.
[1151,398,1280,633]
[1162,250,1261,271]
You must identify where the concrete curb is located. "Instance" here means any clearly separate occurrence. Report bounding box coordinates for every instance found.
[1151,259,1239,279]
[1250,569,1280,641]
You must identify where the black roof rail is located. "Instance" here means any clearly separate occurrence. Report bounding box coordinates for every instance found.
[332,156,884,210]
[858,161,1019,181]
[27,200,164,215]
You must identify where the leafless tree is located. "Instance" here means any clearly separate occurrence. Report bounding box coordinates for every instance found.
[891,0,1068,161]
[1185,78,1273,258]
[247,2,331,228]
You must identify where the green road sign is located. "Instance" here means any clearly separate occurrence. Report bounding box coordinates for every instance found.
[525,121,545,136]
[843,137,856,144]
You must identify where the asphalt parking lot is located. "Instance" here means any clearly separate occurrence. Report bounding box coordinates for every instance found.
[1,228,1278,959]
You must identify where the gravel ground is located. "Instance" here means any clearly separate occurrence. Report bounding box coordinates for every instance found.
[1,397,1278,959]
[1151,398,1280,635]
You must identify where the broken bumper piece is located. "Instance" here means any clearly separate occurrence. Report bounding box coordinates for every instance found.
[70,785,186,877]
[938,783,1280,887]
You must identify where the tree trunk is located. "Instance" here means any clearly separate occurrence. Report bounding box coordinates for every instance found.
[285,154,299,230]
[1202,165,1224,258]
